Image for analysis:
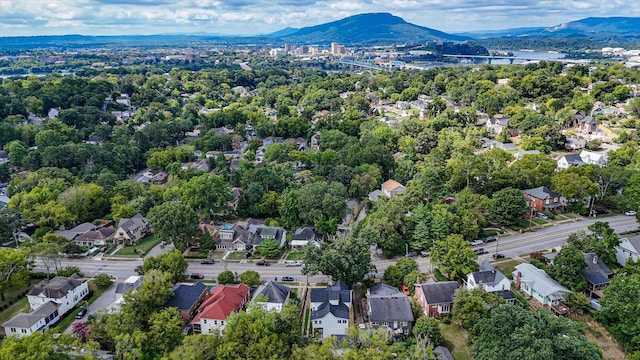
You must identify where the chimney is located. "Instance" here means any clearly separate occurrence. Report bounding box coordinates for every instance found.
[515,272,522,290]
[593,255,598,264]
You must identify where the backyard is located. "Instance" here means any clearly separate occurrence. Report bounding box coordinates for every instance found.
[439,323,471,360]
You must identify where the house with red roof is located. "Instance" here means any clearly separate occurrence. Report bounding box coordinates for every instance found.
[191,284,250,335]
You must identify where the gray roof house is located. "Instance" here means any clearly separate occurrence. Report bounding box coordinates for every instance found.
[290,227,321,250]
[513,263,570,315]
[310,281,352,338]
[415,280,459,318]
[164,282,208,321]
[113,214,150,245]
[616,235,640,266]
[54,222,97,241]
[557,153,584,170]
[3,301,60,338]
[466,261,515,303]
[367,283,414,337]
[27,274,89,317]
[583,253,613,298]
[252,280,291,313]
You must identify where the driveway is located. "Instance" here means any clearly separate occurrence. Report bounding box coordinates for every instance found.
[64,282,117,333]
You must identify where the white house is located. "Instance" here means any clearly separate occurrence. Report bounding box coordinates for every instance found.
[108,275,143,313]
[192,284,249,335]
[251,281,290,313]
[466,262,511,293]
[27,274,89,316]
[557,153,584,170]
[616,236,640,266]
[310,281,352,338]
[486,116,509,135]
[580,150,608,167]
[3,301,60,338]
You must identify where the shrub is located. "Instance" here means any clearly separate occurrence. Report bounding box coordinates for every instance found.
[56,266,84,277]
[93,273,114,289]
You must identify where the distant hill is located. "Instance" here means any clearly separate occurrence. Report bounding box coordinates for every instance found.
[280,13,470,45]
[468,17,640,40]
[263,27,299,38]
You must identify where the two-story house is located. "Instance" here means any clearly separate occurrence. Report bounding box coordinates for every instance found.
[164,282,208,321]
[27,274,89,316]
[367,283,414,337]
[415,279,459,318]
[557,153,584,170]
[466,262,516,304]
[582,253,613,299]
[580,150,608,167]
[616,235,640,266]
[192,284,249,335]
[113,214,150,245]
[310,281,352,338]
[522,186,565,212]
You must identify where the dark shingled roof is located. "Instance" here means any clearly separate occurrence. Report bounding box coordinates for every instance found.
[368,296,413,322]
[291,227,318,241]
[164,282,207,310]
[368,283,401,297]
[252,280,290,304]
[311,301,350,320]
[27,274,86,299]
[522,186,559,200]
[583,271,609,285]
[468,269,507,287]
[418,281,459,304]
[310,280,351,304]
[435,346,455,360]
[494,290,515,301]
[583,253,613,277]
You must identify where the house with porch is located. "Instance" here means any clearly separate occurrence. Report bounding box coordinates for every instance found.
[513,263,570,315]
[582,253,613,299]
[310,281,352,338]
[73,226,115,248]
[522,186,565,212]
[113,214,150,246]
[192,284,250,335]
[290,227,321,251]
[367,283,414,337]
[415,279,459,318]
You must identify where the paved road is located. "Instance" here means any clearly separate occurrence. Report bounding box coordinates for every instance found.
[35,215,639,282]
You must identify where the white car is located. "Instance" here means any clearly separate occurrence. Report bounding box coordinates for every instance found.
[471,239,484,246]
[624,211,636,216]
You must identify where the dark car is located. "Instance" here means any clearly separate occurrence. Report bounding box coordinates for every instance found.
[200,258,214,264]
[474,248,488,255]
[190,273,205,279]
[493,253,505,259]
[484,236,498,243]
[255,259,269,266]
[76,308,87,319]
[281,276,295,282]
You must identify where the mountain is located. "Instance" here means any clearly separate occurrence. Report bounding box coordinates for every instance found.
[280,13,470,45]
[455,27,546,39]
[263,27,299,38]
[542,17,640,37]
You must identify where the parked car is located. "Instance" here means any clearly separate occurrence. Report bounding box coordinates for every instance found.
[492,253,505,259]
[624,210,637,216]
[471,239,484,246]
[76,308,87,319]
[255,259,270,266]
[484,236,498,243]
[190,273,205,279]
[474,248,488,255]
[536,212,549,220]
[405,251,418,257]
[285,260,302,267]
[420,251,430,257]
[200,258,215,264]
[281,276,295,282]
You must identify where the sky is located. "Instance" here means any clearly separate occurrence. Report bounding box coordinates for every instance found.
[1,0,640,37]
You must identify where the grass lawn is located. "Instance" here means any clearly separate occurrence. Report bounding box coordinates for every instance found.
[225,251,247,261]
[439,323,472,360]
[0,279,40,308]
[286,251,305,260]
[53,282,106,333]
[114,235,160,256]
[493,258,523,279]
[533,218,548,225]
[0,297,30,336]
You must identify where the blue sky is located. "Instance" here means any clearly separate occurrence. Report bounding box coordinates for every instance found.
[1,0,640,37]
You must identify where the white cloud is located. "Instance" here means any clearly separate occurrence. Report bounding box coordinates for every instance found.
[1,0,640,36]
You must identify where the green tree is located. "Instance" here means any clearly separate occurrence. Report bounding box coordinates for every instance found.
[382,265,404,289]
[452,289,501,331]
[142,249,189,283]
[489,187,527,226]
[218,270,235,285]
[303,236,375,287]
[147,202,199,251]
[166,334,222,360]
[258,238,282,258]
[567,222,620,266]
[413,317,444,347]
[0,207,25,245]
[279,181,347,236]
[599,263,640,353]
[0,331,89,359]
[181,173,232,217]
[240,270,262,287]
[547,245,587,291]
[431,234,478,282]
[145,307,185,358]
[58,183,109,223]
[93,273,114,289]
[471,305,602,360]
[0,248,29,301]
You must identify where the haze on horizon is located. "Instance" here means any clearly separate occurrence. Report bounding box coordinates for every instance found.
[2,0,640,37]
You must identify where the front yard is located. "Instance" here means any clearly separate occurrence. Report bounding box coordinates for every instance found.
[114,235,161,256]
